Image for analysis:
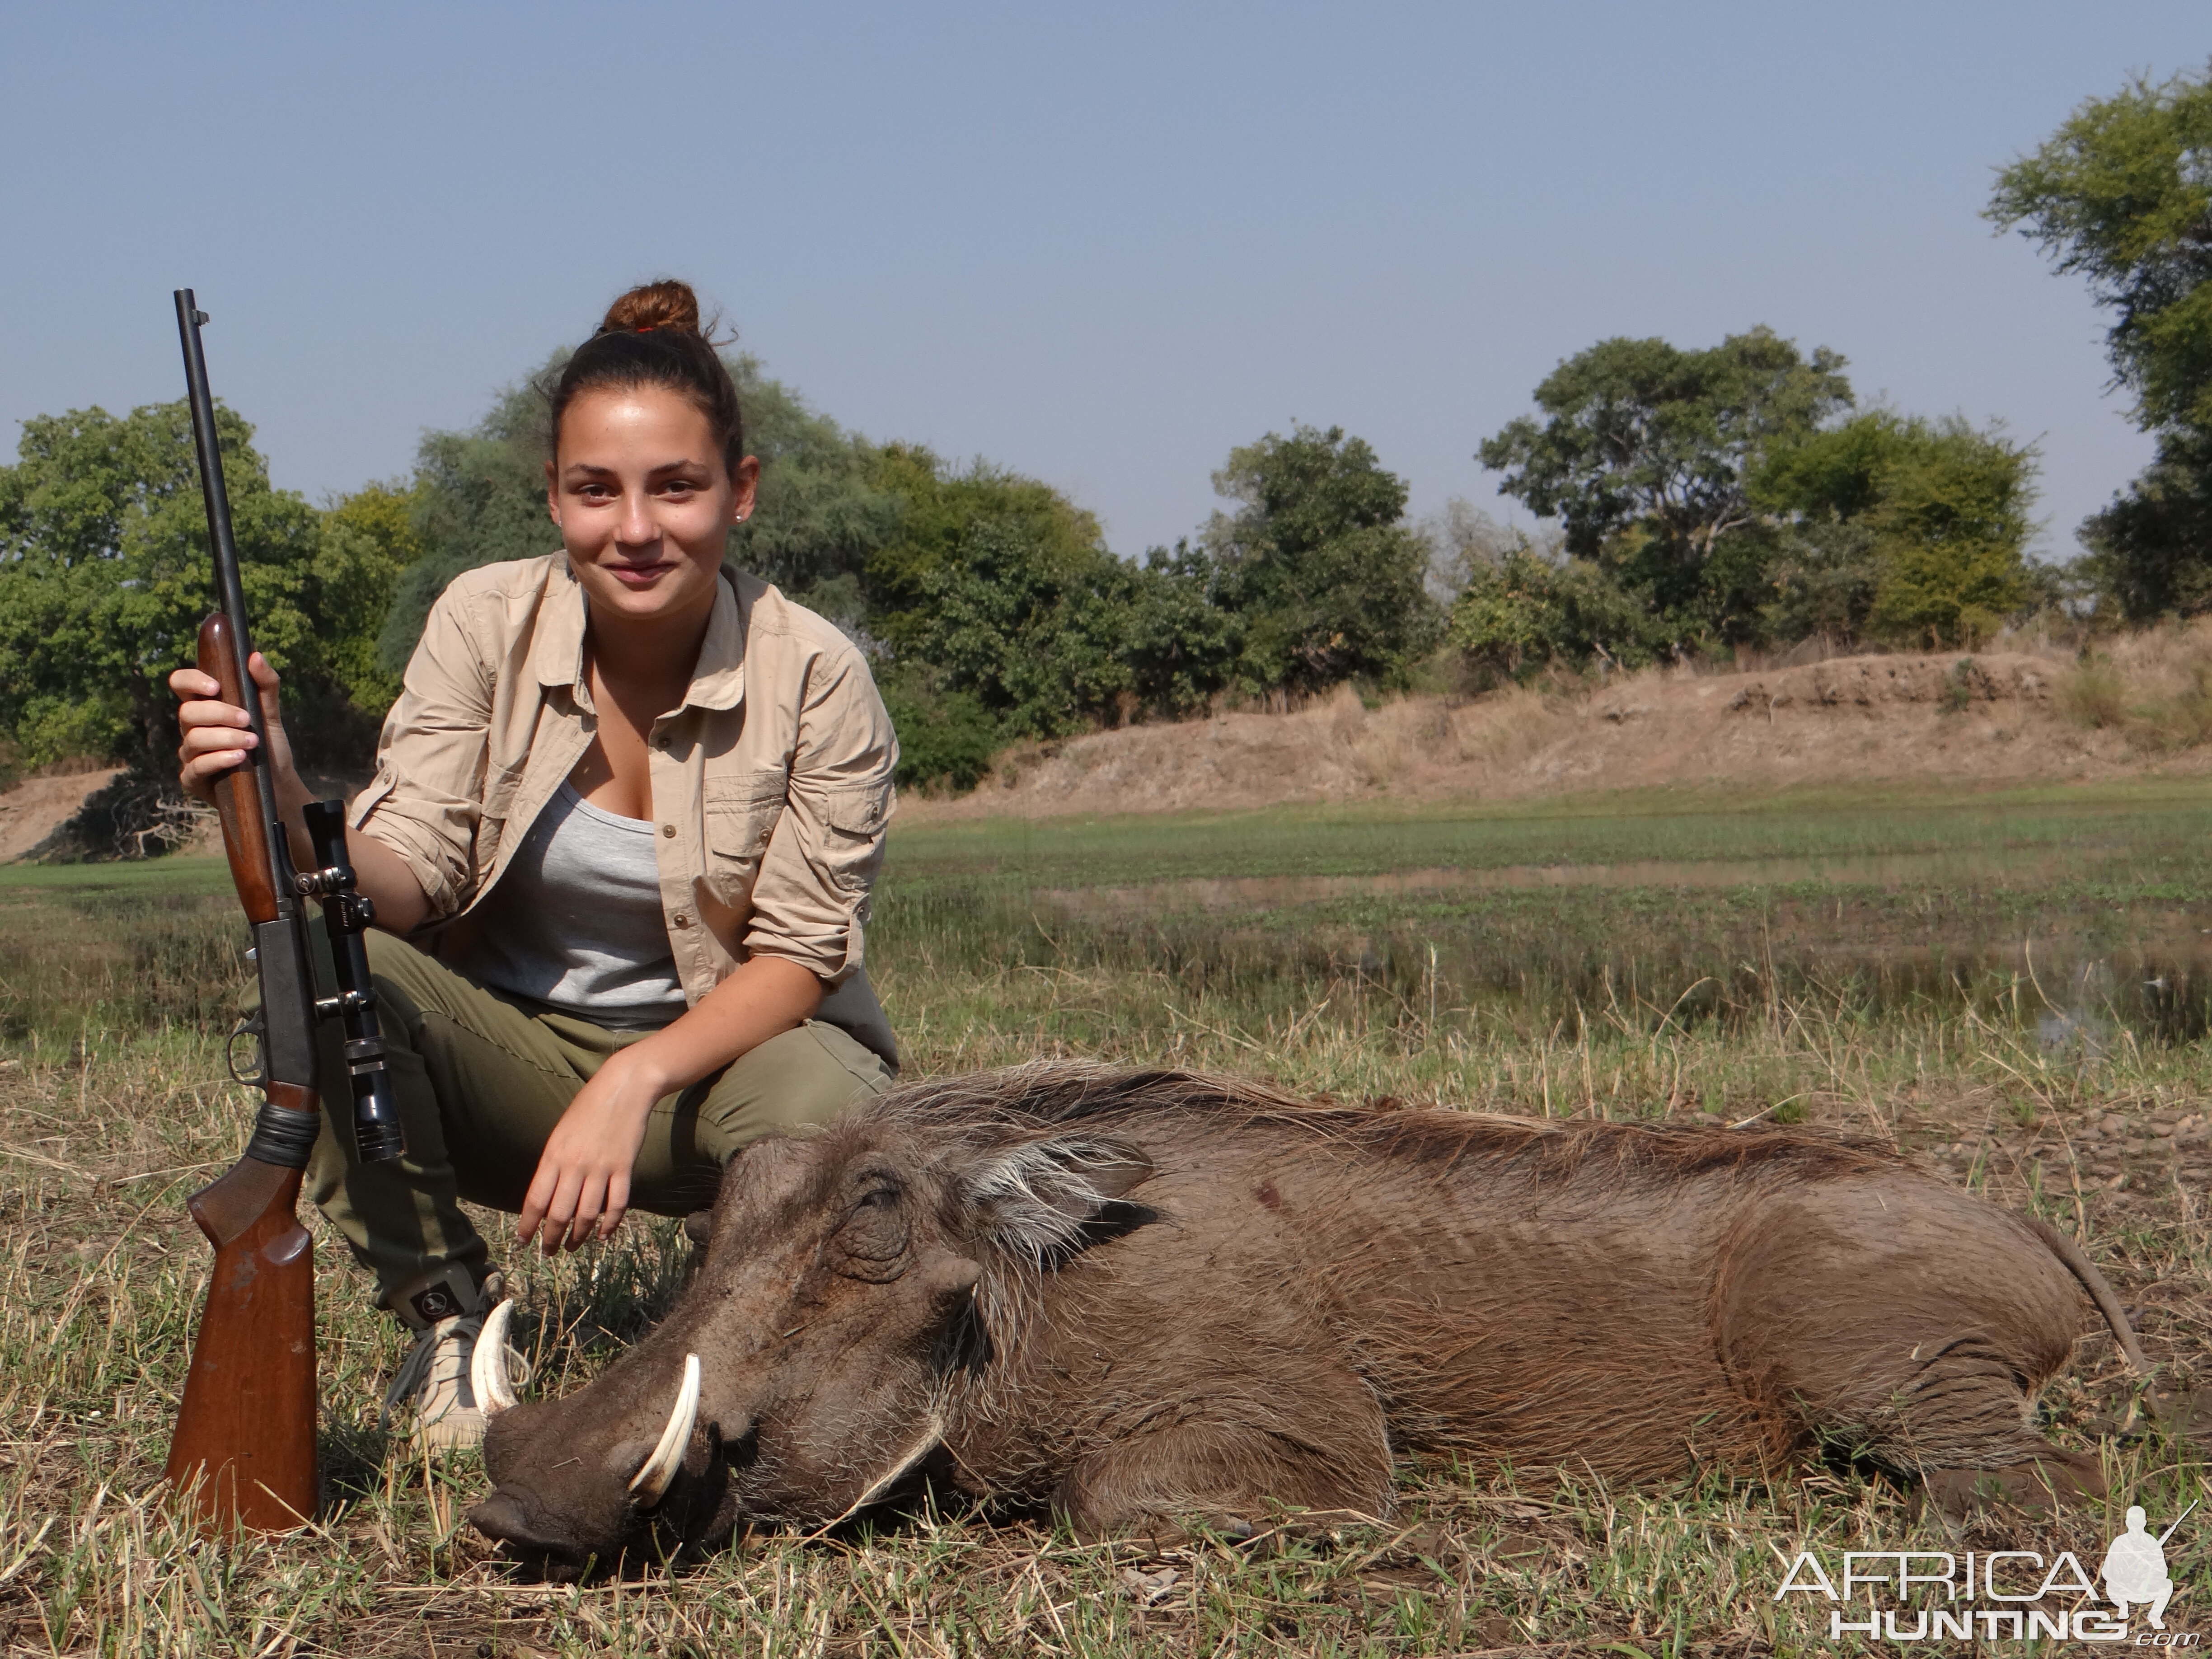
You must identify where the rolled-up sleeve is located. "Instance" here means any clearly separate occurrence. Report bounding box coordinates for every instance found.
[744,641,898,984]
[347,585,494,925]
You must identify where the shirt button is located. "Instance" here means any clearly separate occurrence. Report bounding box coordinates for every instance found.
[672,913,691,928]
[661,824,676,838]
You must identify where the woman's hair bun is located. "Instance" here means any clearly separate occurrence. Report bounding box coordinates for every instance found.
[600,279,702,337]
[555,277,745,473]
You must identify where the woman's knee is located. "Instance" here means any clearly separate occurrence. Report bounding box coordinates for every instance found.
[693,1022,890,1148]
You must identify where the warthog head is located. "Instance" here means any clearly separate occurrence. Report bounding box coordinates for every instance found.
[467,1099,1152,1570]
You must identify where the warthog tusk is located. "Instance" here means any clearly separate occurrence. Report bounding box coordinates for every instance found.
[628,1353,701,1505]
[471,1299,521,1416]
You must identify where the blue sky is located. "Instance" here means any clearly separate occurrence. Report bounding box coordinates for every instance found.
[3,4,2205,560]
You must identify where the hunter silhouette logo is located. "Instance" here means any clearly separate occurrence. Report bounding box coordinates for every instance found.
[2105,1503,2195,1630]
[1775,1499,2198,1644]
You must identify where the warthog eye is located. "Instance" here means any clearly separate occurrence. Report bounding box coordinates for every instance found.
[836,1180,910,1277]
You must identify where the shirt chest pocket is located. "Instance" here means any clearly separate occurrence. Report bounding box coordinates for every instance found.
[702,771,789,904]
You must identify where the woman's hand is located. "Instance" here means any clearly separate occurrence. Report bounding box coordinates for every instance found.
[517,959,823,1253]
[518,1045,667,1253]
[169,650,303,808]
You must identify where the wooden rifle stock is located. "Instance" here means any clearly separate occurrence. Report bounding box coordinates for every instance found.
[162,1100,319,1532]
[162,612,322,1533]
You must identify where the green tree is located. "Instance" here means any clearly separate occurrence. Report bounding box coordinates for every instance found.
[895,514,1138,739]
[729,362,903,634]
[1988,66,2212,434]
[1200,424,1438,695]
[866,447,1237,742]
[0,402,326,770]
[1122,540,1240,717]
[862,444,1107,648]
[1989,64,2212,616]
[1860,420,2039,646]
[2072,429,2212,618]
[377,366,560,672]
[316,480,424,717]
[1751,412,2038,647]
[1478,328,1853,634]
[872,666,1001,794]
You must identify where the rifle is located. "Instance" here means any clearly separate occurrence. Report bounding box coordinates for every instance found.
[162,290,409,1532]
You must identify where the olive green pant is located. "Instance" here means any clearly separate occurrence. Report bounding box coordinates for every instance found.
[301,927,894,1310]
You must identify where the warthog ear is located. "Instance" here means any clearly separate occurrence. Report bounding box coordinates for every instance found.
[960,1135,1153,1268]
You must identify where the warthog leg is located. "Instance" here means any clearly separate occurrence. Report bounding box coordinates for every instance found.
[1050,1366,1392,1542]
[1921,1455,2106,1519]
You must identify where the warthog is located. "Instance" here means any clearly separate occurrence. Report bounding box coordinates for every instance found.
[468,1065,2142,1566]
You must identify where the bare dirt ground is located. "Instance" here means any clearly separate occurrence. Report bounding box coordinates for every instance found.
[0,768,123,862]
[907,631,2212,822]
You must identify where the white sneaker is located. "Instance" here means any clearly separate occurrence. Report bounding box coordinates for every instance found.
[380,1270,528,1450]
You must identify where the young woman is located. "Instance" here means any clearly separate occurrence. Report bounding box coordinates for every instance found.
[171,280,900,1448]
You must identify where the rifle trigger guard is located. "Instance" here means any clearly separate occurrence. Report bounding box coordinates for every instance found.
[227,1014,268,1087]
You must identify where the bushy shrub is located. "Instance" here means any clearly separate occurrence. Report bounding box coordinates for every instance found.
[1447,545,1666,678]
[2058,656,2129,728]
[876,670,1002,794]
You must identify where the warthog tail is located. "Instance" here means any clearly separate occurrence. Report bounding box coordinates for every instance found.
[2027,1215,2149,1376]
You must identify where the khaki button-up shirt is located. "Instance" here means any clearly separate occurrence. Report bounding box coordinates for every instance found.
[350,554,898,1014]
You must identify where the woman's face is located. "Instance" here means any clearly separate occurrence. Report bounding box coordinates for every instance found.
[547,386,760,638]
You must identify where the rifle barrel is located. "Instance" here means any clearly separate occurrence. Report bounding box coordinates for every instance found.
[175,292,291,860]
[2156,1499,2198,1546]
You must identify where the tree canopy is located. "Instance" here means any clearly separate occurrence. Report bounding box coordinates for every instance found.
[1988,66,2212,436]
[0,346,1429,798]
[1460,342,2040,672]
[376,366,559,673]
[1477,328,1853,630]
[1762,415,2037,647]
[1990,63,2212,619]
[0,402,346,770]
[1199,425,1439,695]
[2,293,2071,817]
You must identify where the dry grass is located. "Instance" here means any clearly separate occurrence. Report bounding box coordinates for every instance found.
[2058,641,2212,752]
[5,796,2212,1655]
